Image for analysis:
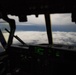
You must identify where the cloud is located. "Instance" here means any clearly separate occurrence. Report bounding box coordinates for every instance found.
[52,31,76,45]
[13,31,48,45]
[1,31,76,52]
[13,31,76,46]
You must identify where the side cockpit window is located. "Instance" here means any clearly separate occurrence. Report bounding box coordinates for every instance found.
[51,13,76,48]
[0,19,10,52]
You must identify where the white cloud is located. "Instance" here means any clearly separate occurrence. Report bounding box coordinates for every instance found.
[13,31,48,45]
[52,31,76,45]
[13,31,76,46]
[1,31,76,52]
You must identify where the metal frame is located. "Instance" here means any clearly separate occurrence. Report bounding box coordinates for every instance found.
[0,29,6,48]
[0,13,16,49]
[45,14,53,45]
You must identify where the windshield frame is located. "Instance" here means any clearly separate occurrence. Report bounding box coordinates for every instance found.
[0,14,16,49]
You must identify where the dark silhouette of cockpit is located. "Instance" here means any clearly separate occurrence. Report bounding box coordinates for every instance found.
[0,0,76,75]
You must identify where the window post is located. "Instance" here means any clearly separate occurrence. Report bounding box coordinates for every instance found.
[45,14,53,45]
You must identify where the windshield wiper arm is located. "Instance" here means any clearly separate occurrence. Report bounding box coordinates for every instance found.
[5,28,27,46]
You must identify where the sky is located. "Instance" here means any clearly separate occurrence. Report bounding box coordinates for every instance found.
[8,13,76,25]
[51,14,75,25]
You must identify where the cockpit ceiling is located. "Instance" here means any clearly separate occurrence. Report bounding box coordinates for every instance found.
[0,0,76,15]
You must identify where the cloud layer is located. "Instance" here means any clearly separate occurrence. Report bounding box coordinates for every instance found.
[13,31,76,46]
[13,31,48,45]
[52,31,76,45]
[1,31,76,52]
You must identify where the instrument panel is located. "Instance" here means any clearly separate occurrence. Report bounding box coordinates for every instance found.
[7,44,76,74]
[9,44,76,62]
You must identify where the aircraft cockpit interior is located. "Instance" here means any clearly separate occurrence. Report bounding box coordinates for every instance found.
[0,0,76,75]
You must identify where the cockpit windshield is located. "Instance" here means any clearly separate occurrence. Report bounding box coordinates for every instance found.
[8,13,76,49]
